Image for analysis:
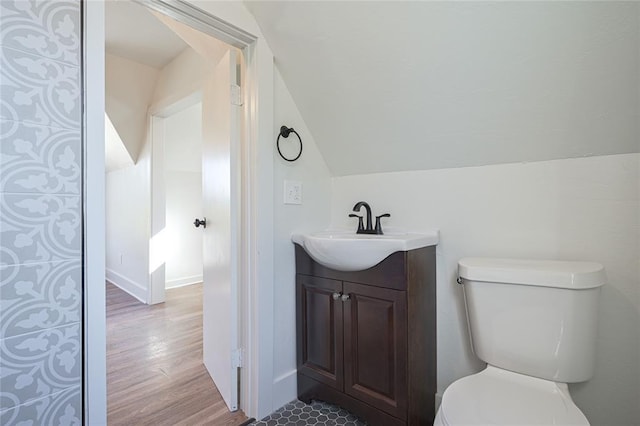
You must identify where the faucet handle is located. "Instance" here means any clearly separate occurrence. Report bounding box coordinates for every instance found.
[348,213,364,233]
[374,213,391,235]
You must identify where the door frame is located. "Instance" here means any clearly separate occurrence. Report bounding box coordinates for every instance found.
[83,1,106,424]
[84,0,276,422]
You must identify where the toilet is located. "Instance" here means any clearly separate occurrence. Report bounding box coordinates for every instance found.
[435,257,605,425]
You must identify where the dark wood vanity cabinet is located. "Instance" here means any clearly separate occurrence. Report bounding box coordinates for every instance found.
[295,244,436,426]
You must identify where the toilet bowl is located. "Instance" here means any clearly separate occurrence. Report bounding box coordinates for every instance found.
[434,366,588,425]
[435,257,605,425]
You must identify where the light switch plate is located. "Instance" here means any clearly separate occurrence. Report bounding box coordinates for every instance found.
[284,180,302,205]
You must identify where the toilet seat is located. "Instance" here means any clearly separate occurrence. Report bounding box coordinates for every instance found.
[436,366,589,425]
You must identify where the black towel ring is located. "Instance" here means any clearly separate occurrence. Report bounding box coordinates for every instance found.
[277,125,303,162]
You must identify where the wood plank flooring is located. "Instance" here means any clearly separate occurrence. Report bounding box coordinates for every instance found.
[107,282,248,425]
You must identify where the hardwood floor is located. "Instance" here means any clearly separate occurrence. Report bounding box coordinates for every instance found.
[107,282,248,425]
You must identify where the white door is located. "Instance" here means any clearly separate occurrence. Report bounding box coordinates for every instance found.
[201,50,241,411]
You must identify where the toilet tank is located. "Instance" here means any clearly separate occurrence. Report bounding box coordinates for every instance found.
[458,257,605,383]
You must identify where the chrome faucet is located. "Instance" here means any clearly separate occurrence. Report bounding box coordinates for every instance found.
[350,201,390,235]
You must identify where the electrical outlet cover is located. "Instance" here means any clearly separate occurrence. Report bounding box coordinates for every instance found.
[284,180,302,205]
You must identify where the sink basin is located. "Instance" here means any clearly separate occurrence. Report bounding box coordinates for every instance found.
[291,230,439,272]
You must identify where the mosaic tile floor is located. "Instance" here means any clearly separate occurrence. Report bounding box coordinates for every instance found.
[252,400,367,425]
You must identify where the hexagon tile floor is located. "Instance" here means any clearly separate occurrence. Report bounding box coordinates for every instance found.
[251,400,367,425]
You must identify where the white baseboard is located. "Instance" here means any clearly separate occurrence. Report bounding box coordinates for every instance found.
[106,268,147,303]
[165,275,203,289]
[271,369,297,412]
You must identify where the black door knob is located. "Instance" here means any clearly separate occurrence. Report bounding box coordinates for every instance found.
[194,218,207,228]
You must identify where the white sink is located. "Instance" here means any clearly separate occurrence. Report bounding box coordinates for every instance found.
[291,230,439,272]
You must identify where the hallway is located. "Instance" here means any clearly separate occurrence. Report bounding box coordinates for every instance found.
[106,283,247,425]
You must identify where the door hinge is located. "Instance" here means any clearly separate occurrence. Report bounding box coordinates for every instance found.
[232,348,243,368]
[231,84,243,106]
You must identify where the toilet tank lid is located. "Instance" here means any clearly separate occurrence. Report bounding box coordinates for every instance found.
[458,257,605,289]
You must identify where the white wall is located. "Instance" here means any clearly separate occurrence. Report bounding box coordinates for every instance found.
[164,102,203,288]
[271,69,333,409]
[273,69,331,409]
[330,153,640,426]
[105,141,151,301]
[164,102,203,173]
[151,48,208,112]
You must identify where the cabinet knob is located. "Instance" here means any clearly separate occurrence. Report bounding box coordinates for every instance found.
[332,292,341,300]
[341,294,350,302]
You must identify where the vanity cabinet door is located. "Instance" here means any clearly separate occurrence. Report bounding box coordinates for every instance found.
[296,275,344,390]
[342,282,408,420]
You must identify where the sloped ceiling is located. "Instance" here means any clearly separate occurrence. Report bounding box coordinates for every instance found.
[105,53,159,162]
[150,10,234,67]
[105,0,188,68]
[105,113,134,172]
[246,2,640,176]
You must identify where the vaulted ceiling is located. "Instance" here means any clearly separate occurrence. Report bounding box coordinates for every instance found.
[246,2,640,176]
